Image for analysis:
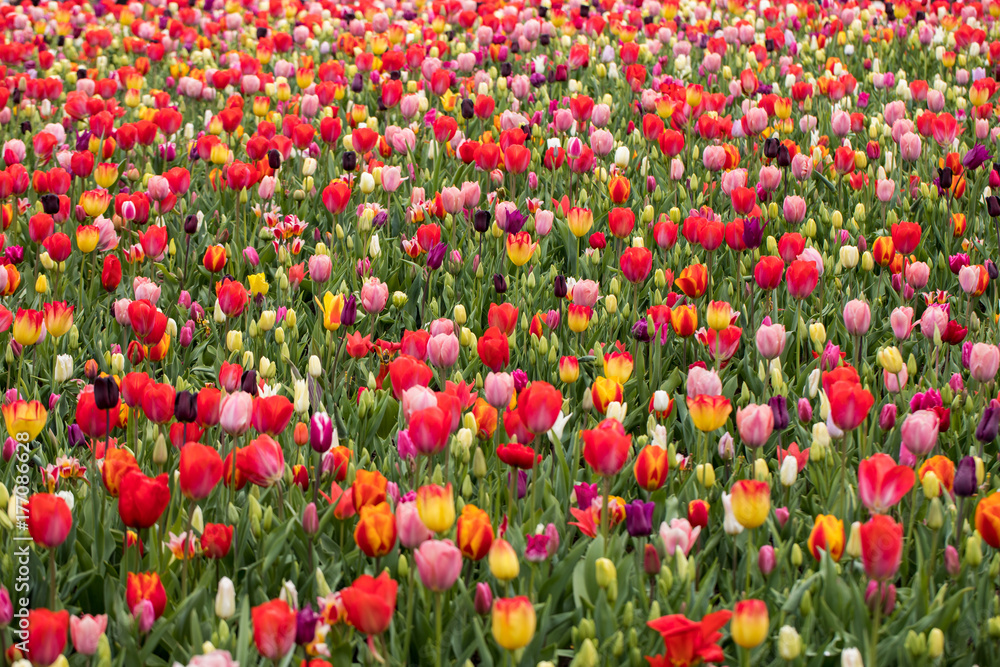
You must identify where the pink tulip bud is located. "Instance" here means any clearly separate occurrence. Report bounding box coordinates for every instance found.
[774,507,790,528]
[944,545,960,577]
[302,502,319,535]
[474,582,493,615]
[864,581,896,615]
[797,398,812,422]
[758,545,775,576]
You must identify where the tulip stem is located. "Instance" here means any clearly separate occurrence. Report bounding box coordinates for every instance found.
[902,456,922,580]
[869,583,882,667]
[49,548,57,609]
[601,477,611,557]
[434,591,444,667]
[182,498,195,599]
[402,568,415,663]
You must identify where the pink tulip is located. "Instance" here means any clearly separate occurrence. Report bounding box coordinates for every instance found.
[381,166,402,192]
[843,299,872,335]
[441,187,463,214]
[876,179,896,202]
[414,539,463,592]
[758,545,776,575]
[687,366,723,397]
[791,153,813,180]
[461,181,481,208]
[571,279,600,308]
[670,158,685,181]
[591,104,611,127]
[71,614,108,655]
[308,254,332,283]
[831,110,851,136]
[659,518,700,556]
[219,391,253,436]
[920,305,949,340]
[782,195,805,223]
[959,265,982,294]
[755,319,786,360]
[900,132,922,161]
[484,372,515,409]
[883,366,907,392]
[360,277,389,313]
[891,307,914,340]
[702,146,726,171]
[534,210,554,236]
[900,410,940,456]
[402,386,438,422]
[735,403,774,448]
[427,333,460,368]
[970,343,1000,382]
[721,169,747,195]
[396,500,433,548]
[904,261,929,289]
[590,129,613,156]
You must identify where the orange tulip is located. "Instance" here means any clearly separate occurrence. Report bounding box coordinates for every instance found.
[634,445,670,491]
[43,301,74,338]
[670,304,698,337]
[354,502,397,557]
[675,264,708,298]
[975,491,1000,549]
[352,469,388,510]
[456,504,494,560]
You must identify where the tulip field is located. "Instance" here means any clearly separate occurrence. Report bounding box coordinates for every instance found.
[8,0,1000,665]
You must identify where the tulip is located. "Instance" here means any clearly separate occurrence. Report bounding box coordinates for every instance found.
[251,599,297,661]
[730,480,770,529]
[396,500,433,549]
[26,609,69,667]
[735,404,774,448]
[581,418,632,476]
[119,471,170,529]
[900,410,940,456]
[808,514,845,561]
[26,493,72,548]
[491,597,536,651]
[126,572,167,621]
[686,395,732,432]
[340,572,398,635]
[731,599,769,649]
[755,320,786,359]
[414,539,463,592]
[416,483,455,533]
[970,343,1000,382]
[178,443,223,500]
[70,614,108,655]
[859,514,903,580]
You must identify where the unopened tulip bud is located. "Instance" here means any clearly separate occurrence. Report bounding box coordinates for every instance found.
[595,558,617,589]
[791,543,803,567]
[474,583,493,615]
[695,463,715,488]
[777,625,802,660]
[845,521,862,559]
[754,458,770,481]
[944,545,960,577]
[758,545,776,575]
[215,577,236,619]
[302,502,319,535]
[153,434,168,465]
[922,471,941,498]
[966,534,983,566]
[780,455,797,487]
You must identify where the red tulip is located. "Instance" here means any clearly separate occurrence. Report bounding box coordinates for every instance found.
[121,372,151,407]
[785,259,819,299]
[477,326,510,372]
[26,609,69,667]
[340,572,398,635]
[488,303,519,336]
[620,247,653,284]
[197,387,222,426]
[101,255,122,291]
[202,523,234,559]
[859,514,903,580]
[75,386,121,438]
[26,493,72,548]
[387,354,434,400]
[516,381,563,434]
[178,443,223,500]
[408,406,452,455]
[827,380,874,431]
[890,221,922,255]
[858,454,915,514]
[127,299,167,346]
[251,395,295,436]
[730,186,756,215]
[218,361,243,392]
[218,279,249,318]
[646,610,731,667]
[118,471,170,529]
[141,382,175,424]
[497,442,538,469]
[252,599,297,661]
[581,418,633,476]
